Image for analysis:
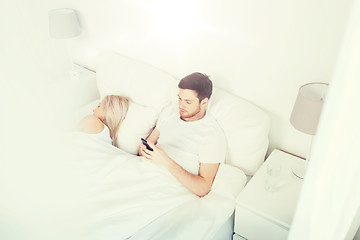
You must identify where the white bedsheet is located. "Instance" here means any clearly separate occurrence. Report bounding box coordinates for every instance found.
[129,193,236,240]
[64,132,246,240]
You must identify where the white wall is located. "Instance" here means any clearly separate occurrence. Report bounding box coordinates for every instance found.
[52,0,353,157]
[289,1,360,238]
[4,0,352,158]
[1,2,357,239]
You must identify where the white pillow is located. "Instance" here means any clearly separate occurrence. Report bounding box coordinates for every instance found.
[94,52,270,174]
[73,100,158,155]
[117,101,158,154]
[208,88,270,176]
[211,163,247,199]
[96,52,178,112]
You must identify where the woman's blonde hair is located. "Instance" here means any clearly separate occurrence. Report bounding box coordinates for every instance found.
[103,95,129,148]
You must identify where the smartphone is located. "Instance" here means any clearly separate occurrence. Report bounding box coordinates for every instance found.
[141,138,153,151]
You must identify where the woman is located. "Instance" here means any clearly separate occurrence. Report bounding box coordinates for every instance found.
[77,95,129,147]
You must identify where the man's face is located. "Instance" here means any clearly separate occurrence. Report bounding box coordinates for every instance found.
[178,89,207,121]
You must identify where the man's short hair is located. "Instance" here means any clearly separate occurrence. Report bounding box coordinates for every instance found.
[178,72,213,101]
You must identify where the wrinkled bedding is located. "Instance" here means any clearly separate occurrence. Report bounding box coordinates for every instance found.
[64,131,245,240]
[66,132,198,239]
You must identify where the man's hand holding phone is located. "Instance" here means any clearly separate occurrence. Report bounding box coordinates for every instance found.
[139,138,153,156]
[141,138,153,151]
[140,139,173,169]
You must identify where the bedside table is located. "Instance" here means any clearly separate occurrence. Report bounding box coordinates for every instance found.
[66,64,99,110]
[50,64,99,111]
[47,64,99,129]
[233,149,304,240]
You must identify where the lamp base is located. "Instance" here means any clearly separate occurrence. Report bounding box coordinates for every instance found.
[292,164,306,179]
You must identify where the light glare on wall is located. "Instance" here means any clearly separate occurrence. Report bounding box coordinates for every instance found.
[152,0,197,39]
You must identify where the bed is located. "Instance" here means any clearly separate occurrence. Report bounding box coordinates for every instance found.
[68,52,270,240]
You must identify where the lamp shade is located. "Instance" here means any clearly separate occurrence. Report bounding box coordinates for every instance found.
[290,82,328,135]
[49,8,81,38]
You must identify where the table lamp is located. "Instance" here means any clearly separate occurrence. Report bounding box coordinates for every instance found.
[290,82,328,178]
[49,8,80,39]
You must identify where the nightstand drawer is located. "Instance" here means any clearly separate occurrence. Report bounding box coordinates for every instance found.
[234,206,289,240]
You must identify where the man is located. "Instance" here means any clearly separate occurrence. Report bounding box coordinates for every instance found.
[139,72,226,197]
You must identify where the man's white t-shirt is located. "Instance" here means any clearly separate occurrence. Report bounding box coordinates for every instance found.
[156,106,227,175]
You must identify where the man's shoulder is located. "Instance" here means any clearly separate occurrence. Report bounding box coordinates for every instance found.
[160,105,178,118]
[204,112,227,139]
[204,112,222,129]
[156,105,178,129]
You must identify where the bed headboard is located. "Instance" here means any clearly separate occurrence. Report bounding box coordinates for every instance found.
[95,52,270,176]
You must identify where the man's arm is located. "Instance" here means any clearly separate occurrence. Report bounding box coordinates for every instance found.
[142,143,219,197]
[168,160,219,197]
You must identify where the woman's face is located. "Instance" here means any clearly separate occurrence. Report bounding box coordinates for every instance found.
[93,99,106,121]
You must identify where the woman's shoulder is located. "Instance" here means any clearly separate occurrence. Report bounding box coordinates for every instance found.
[77,115,104,134]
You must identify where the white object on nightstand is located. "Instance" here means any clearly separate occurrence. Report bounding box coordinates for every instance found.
[233,149,304,240]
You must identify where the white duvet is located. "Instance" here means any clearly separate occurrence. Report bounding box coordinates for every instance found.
[63,132,246,240]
